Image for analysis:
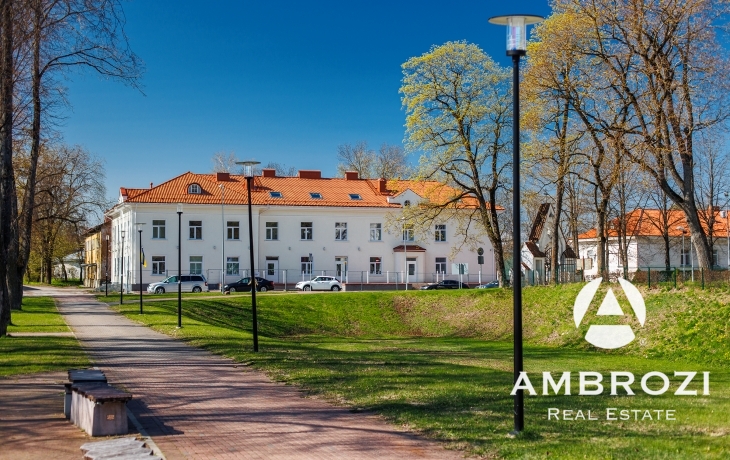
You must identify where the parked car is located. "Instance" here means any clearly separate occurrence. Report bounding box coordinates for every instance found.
[224,277,274,293]
[295,276,343,291]
[147,274,208,294]
[420,279,470,290]
[476,280,500,289]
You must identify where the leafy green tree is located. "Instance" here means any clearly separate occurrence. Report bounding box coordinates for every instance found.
[400,41,511,285]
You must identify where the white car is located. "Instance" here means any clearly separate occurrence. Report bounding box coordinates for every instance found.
[147,274,209,294]
[295,276,343,291]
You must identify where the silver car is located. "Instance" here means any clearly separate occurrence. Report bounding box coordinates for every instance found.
[147,275,208,294]
[295,276,342,291]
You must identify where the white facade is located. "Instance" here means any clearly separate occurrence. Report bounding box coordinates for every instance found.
[106,173,497,291]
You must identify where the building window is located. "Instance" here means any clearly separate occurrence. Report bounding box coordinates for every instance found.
[370,223,382,241]
[269,191,283,198]
[266,222,278,240]
[226,257,239,275]
[190,256,202,275]
[402,224,414,242]
[189,221,202,239]
[349,194,362,200]
[335,222,347,240]
[310,192,322,199]
[435,224,446,242]
[435,257,447,274]
[188,183,202,194]
[301,222,313,240]
[152,220,165,239]
[227,221,240,240]
[301,256,312,274]
[152,256,166,275]
[369,257,382,275]
[713,249,719,267]
[404,200,411,207]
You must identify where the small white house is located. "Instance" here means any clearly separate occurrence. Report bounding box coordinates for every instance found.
[106,169,497,291]
[521,203,577,284]
[578,208,730,279]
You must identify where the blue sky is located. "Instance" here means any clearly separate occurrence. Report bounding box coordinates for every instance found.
[61,0,552,198]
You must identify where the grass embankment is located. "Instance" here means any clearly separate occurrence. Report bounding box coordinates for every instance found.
[111,287,730,459]
[0,297,90,376]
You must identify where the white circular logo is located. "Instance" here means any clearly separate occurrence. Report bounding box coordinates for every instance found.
[573,277,646,349]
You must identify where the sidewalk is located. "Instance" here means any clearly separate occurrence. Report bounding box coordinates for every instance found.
[45,288,464,459]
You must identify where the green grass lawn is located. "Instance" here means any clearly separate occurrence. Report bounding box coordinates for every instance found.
[0,296,90,376]
[108,287,730,459]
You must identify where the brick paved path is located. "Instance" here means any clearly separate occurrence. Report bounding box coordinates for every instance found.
[52,290,464,460]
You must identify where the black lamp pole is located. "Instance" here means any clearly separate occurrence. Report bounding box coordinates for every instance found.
[489,13,543,435]
[138,224,145,314]
[237,160,261,352]
[177,204,183,328]
[105,235,109,297]
[120,230,125,305]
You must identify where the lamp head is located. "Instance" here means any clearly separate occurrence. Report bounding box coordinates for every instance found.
[177,203,183,213]
[488,14,544,55]
[235,160,261,178]
[121,230,125,238]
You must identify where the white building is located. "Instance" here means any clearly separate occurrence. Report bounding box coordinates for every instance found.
[106,169,497,291]
[578,208,730,279]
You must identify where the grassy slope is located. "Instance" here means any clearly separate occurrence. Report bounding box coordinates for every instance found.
[0,297,90,376]
[110,286,730,459]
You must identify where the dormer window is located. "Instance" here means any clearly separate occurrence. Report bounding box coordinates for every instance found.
[404,200,411,207]
[188,183,202,194]
[349,194,362,200]
[310,192,322,199]
[269,191,283,198]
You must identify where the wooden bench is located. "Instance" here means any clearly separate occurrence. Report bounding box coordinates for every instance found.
[71,383,132,436]
[64,369,107,419]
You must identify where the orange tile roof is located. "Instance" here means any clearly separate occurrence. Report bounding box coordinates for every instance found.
[578,208,730,239]
[119,172,483,209]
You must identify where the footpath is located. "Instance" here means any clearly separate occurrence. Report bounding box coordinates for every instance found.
[2,286,463,459]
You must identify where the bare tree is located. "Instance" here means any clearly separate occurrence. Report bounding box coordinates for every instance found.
[336,141,374,178]
[211,151,238,173]
[374,144,411,180]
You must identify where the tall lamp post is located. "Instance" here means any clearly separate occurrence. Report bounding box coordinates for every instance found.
[677,226,686,274]
[402,218,408,290]
[105,234,110,297]
[489,13,543,435]
[177,203,183,328]
[120,230,125,305]
[137,223,146,314]
[220,184,226,292]
[236,160,261,352]
[725,192,729,271]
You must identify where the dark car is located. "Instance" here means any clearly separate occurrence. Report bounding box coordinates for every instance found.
[420,279,470,290]
[476,280,499,289]
[224,277,274,293]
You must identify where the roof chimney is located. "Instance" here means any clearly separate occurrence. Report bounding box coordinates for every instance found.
[345,171,359,180]
[150,182,153,189]
[298,170,321,179]
[378,178,387,193]
[262,168,276,178]
[216,172,230,182]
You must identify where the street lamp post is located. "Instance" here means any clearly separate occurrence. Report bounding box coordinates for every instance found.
[677,226,686,276]
[489,13,543,436]
[105,234,109,297]
[177,203,183,328]
[402,218,408,290]
[120,230,125,305]
[220,184,226,292]
[137,223,146,314]
[725,192,729,271]
[236,160,261,352]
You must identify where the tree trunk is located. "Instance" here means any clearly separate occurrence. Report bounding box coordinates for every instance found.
[550,179,565,284]
[0,0,14,336]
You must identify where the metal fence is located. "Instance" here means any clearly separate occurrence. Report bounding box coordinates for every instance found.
[631,267,730,289]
